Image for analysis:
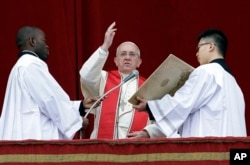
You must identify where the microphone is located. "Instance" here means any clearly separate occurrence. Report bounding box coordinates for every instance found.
[83,70,139,119]
[122,70,139,84]
[80,70,139,139]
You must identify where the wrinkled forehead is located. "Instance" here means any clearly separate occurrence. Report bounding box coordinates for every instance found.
[116,42,140,54]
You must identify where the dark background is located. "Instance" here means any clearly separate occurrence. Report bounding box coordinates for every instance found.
[1,0,249,135]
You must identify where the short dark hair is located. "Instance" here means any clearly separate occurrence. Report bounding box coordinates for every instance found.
[16,26,38,49]
[197,29,228,57]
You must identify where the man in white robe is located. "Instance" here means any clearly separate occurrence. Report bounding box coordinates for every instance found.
[128,29,247,138]
[0,26,99,140]
[80,22,149,139]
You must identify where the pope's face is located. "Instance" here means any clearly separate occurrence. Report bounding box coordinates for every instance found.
[114,43,142,74]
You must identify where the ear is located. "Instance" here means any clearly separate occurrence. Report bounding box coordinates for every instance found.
[209,43,216,52]
[114,56,118,66]
[29,37,36,47]
[136,58,142,68]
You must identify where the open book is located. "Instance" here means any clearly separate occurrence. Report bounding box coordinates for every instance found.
[128,54,194,105]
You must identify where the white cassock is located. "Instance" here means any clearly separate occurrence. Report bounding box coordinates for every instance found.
[146,63,246,138]
[0,53,82,140]
[80,47,150,139]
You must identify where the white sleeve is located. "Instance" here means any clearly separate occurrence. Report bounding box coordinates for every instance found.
[144,123,166,138]
[79,47,108,97]
[148,67,218,137]
[24,62,82,139]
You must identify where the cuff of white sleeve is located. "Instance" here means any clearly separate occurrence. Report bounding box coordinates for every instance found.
[99,47,109,56]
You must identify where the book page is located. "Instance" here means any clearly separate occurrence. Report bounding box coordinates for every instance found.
[129,54,194,105]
